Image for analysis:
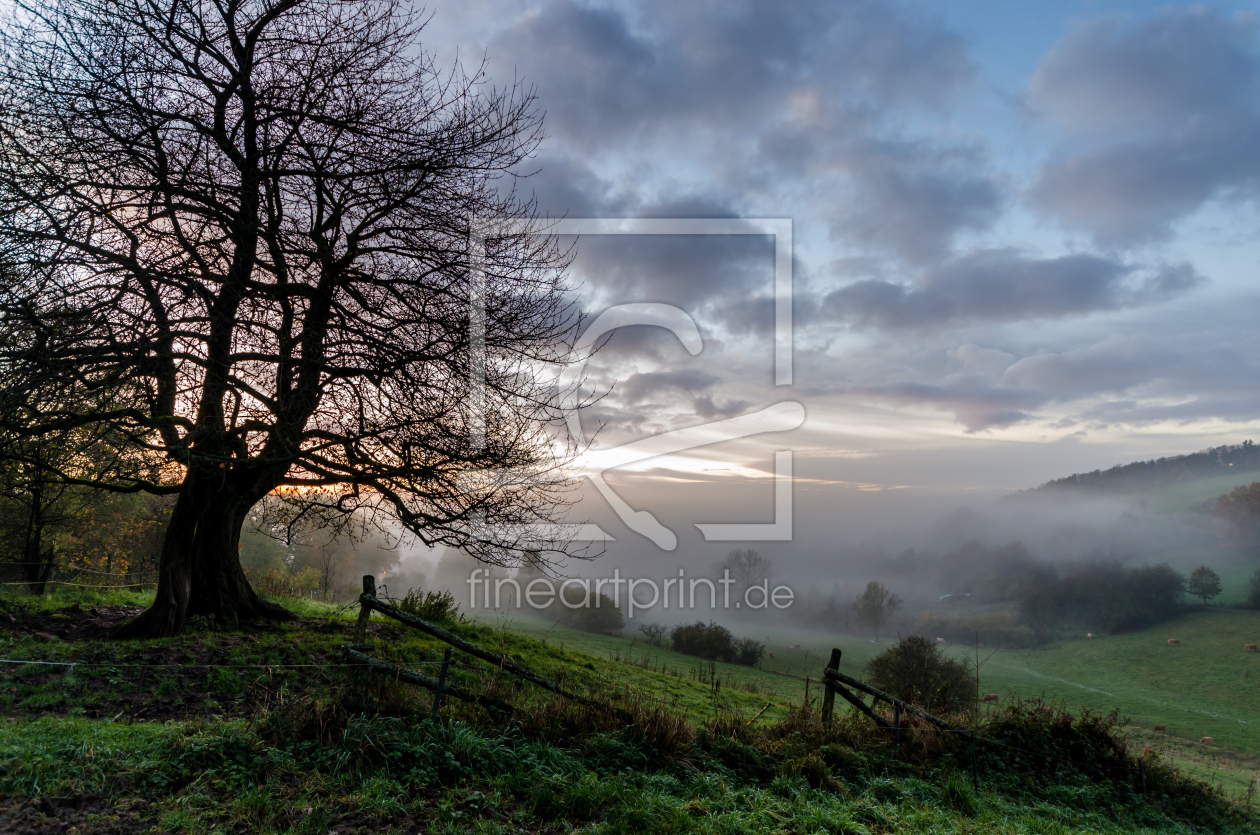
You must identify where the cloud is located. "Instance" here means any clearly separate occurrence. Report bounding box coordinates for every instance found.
[848,380,1043,432]
[1003,335,1166,399]
[818,250,1201,330]
[826,139,1002,262]
[618,369,719,402]
[491,0,998,263]
[1027,8,1260,243]
[492,0,974,147]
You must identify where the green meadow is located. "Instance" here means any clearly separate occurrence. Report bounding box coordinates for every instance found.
[0,589,1257,831]
[491,606,1260,799]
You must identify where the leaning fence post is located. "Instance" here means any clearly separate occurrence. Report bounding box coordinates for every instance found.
[355,575,376,643]
[431,648,452,718]
[821,648,842,725]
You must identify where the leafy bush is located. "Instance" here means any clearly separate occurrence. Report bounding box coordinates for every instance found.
[864,634,972,714]
[396,588,462,624]
[669,622,764,666]
[734,637,765,666]
[539,592,623,633]
[671,621,734,661]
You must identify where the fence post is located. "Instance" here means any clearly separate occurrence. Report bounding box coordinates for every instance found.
[970,730,978,791]
[431,648,452,718]
[821,648,841,725]
[893,702,901,759]
[355,575,376,643]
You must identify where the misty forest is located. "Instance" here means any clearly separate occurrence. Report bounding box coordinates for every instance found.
[1,1,1259,834]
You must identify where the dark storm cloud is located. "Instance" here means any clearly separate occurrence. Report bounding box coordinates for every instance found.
[818,250,1201,330]
[1027,8,1260,244]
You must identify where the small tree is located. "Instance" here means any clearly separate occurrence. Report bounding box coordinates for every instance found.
[1187,565,1222,606]
[717,548,771,601]
[638,623,667,647]
[853,580,902,641]
[865,634,972,715]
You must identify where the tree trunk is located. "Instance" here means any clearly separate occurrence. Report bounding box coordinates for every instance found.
[114,469,291,638]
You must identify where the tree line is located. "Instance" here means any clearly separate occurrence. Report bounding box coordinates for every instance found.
[1024,441,1259,495]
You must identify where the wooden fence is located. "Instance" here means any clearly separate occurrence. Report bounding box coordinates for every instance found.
[818,648,953,732]
[348,575,632,721]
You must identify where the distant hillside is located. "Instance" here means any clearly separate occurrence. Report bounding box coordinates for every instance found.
[1025,441,1260,495]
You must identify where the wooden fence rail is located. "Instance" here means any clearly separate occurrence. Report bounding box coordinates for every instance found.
[818,648,954,733]
[350,575,632,722]
[344,647,514,714]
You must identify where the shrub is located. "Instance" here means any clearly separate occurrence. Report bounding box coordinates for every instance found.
[565,595,624,633]
[395,588,462,624]
[734,637,765,667]
[539,592,623,633]
[670,621,734,661]
[669,622,764,666]
[864,634,972,714]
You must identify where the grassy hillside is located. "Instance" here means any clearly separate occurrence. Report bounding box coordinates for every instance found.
[1134,471,1260,515]
[0,590,1255,833]
[499,608,1260,800]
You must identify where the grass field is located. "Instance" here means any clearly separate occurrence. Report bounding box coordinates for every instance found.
[493,607,1260,799]
[0,589,1257,832]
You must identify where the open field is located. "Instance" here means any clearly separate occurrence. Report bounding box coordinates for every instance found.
[0,589,1256,832]
[495,607,1260,799]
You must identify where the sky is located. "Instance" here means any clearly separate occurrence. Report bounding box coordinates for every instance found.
[409,0,1260,581]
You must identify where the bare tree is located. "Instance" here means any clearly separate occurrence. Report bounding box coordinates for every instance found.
[852,580,902,642]
[718,547,771,600]
[0,0,581,636]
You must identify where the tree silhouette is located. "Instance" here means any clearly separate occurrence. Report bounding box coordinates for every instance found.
[0,0,579,636]
[717,547,771,602]
[1187,565,1222,607]
[853,580,902,641]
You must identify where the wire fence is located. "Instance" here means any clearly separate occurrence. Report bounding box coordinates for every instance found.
[0,657,451,670]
